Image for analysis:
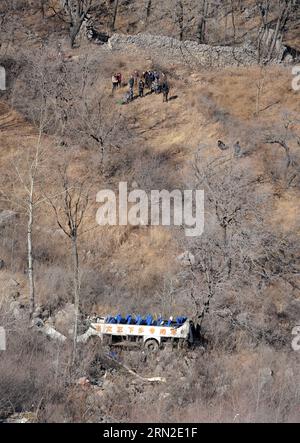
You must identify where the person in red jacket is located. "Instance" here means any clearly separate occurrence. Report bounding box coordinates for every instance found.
[116,72,122,88]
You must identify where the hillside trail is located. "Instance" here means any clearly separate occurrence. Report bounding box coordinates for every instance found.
[0,99,36,177]
[0,101,25,132]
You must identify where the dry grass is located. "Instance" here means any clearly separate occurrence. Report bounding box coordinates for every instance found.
[1,52,299,308]
[0,20,300,422]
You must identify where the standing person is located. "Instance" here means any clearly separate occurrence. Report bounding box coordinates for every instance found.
[138,79,145,97]
[153,78,160,94]
[57,42,64,60]
[149,71,154,84]
[112,73,119,94]
[116,72,122,88]
[144,71,150,89]
[142,71,147,86]
[129,87,134,102]
[128,75,134,90]
[162,81,170,102]
[128,75,134,101]
[133,70,140,85]
[154,70,160,81]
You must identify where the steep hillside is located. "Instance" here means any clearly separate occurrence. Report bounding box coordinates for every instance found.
[0,0,300,424]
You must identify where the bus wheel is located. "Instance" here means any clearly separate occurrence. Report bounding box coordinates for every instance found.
[144,339,159,353]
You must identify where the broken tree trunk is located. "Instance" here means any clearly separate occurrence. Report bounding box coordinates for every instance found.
[105,354,166,383]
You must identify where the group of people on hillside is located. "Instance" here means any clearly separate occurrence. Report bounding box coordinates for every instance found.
[112,70,170,104]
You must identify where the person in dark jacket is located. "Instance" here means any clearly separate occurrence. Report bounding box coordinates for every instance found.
[153,78,160,94]
[149,71,155,83]
[143,72,149,88]
[138,79,145,97]
[128,75,135,101]
[128,76,134,89]
[161,81,170,102]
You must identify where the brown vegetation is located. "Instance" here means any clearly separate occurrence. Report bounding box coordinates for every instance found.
[0,0,299,424]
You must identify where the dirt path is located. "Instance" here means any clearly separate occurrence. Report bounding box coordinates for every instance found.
[0,101,30,133]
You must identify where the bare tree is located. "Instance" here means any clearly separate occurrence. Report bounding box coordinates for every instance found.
[111,0,119,31]
[0,113,47,319]
[146,0,152,20]
[47,169,90,364]
[174,0,184,41]
[73,94,129,174]
[256,0,296,62]
[267,0,294,61]
[248,232,300,293]
[265,114,300,187]
[188,236,231,325]
[60,0,96,47]
[183,149,262,323]
[255,66,267,116]
[40,0,48,18]
[197,0,209,43]
[193,152,259,254]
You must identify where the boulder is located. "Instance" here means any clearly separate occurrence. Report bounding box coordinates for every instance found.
[6,278,21,300]
[77,377,91,388]
[9,300,26,320]
[54,303,76,336]
[259,367,274,387]
[177,251,195,266]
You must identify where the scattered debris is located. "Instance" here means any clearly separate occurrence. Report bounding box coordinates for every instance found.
[87,27,109,44]
[1,412,37,423]
[106,354,166,383]
[33,319,67,343]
